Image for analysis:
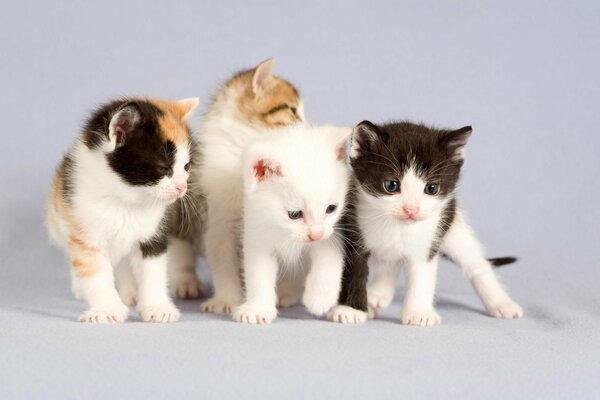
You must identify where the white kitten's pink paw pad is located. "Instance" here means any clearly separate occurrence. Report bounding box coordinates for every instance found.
[327,305,368,324]
[232,304,277,325]
[401,309,441,327]
[487,301,523,319]
[138,303,180,323]
[174,274,205,299]
[200,297,239,314]
[79,304,129,323]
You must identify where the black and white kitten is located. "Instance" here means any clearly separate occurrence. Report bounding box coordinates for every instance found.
[331,121,523,326]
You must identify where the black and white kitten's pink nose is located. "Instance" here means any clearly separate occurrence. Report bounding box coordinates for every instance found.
[402,204,420,220]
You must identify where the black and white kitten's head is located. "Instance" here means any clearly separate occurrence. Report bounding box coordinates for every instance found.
[79,98,199,204]
[349,121,472,223]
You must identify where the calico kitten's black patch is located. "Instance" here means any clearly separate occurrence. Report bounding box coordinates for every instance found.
[139,230,169,258]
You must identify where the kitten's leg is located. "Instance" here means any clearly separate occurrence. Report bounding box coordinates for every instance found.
[69,246,129,323]
[168,237,205,299]
[328,246,369,324]
[232,247,278,324]
[115,261,137,306]
[200,204,242,314]
[276,273,304,308]
[401,257,441,326]
[303,238,345,317]
[131,249,180,323]
[367,254,400,310]
[440,208,523,319]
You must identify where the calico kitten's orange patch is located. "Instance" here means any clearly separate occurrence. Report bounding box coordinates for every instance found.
[149,98,198,144]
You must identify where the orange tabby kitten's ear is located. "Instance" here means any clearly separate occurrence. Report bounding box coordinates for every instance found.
[252,58,274,97]
[174,97,200,120]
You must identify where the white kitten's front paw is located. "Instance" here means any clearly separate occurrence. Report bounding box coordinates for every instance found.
[401,308,441,327]
[173,273,205,300]
[302,291,338,317]
[327,305,368,324]
[200,296,240,314]
[232,303,277,325]
[368,290,393,309]
[138,302,180,323]
[486,300,523,319]
[79,302,129,323]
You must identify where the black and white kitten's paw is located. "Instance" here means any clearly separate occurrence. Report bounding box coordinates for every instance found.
[401,308,441,327]
[138,301,180,323]
[173,273,205,300]
[200,296,240,314]
[327,305,368,324]
[486,300,523,319]
[302,291,338,317]
[79,302,129,323]
[233,303,277,324]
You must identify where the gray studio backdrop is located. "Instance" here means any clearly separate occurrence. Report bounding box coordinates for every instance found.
[1,1,598,399]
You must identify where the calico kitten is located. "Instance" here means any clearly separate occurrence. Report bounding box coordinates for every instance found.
[332,121,523,326]
[47,97,198,323]
[196,59,305,313]
[233,125,353,324]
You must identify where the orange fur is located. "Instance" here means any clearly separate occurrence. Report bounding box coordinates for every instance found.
[149,99,194,144]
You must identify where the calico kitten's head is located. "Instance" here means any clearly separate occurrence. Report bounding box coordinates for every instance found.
[224,59,304,128]
[350,121,472,222]
[243,125,350,243]
[82,97,199,204]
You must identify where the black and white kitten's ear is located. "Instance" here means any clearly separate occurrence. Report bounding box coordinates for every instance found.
[108,104,141,149]
[252,58,274,97]
[174,97,200,121]
[349,120,385,159]
[439,126,473,161]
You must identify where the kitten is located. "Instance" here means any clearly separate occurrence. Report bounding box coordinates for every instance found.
[196,59,305,313]
[233,125,352,324]
[331,121,523,326]
[46,97,198,323]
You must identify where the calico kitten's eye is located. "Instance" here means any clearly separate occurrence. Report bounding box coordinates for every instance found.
[288,210,303,220]
[424,183,440,195]
[184,162,192,172]
[290,107,297,116]
[383,180,400,193]
[158,166,173,177]
[325,204,337,214]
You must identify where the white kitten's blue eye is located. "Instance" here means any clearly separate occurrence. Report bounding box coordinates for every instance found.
[288,210,303,220]
[424,183,439,195]
[383,180,400,193]
[326,204,337,214]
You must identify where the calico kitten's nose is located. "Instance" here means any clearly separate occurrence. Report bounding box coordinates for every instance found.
[175,184,187,195]
[308,230,324,241]
[402,205,419,219]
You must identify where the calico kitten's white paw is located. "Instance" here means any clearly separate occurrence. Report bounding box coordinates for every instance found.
[327,305,368,324]
[302,291,337,317]
[401,308,441,327]
[487,300,523,319]
[368,290,393,309]
[200,296,240,314]
[173,273,205,300]
[138,302,180,323]
[232,303,277,324]
[79,302,129,323]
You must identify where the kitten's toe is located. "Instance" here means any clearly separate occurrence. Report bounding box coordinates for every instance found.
[401,308,441,327]
[232,303,277,325]
[487,301,523,319]
[302,293,337,317]
[138,302,180,323]
[79,303,129,323]
[327,305,368,324]
[367,291,393,309]
[200,297,240,314]
[174,274,205,300]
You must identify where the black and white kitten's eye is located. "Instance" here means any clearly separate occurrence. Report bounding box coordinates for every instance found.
[326,204,337,214]
[383,180,400,193]
[424,183,440,195]
[184,162,192,172]
[288,210,303,220]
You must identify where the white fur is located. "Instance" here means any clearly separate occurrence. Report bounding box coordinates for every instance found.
[232,125,350,324]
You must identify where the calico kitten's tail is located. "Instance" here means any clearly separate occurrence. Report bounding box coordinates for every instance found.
[487,257,517,267]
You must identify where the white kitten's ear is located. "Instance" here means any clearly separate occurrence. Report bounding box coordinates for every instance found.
[108,104,140,148]
[175,97,200,120]
[252,158,282,183]
[350,120,384,159]
[252,58,274,97]
[440,126,472,161]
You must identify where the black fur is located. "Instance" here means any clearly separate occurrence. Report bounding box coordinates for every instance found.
[139,231,168,258]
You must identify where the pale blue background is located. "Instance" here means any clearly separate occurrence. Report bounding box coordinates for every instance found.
[1,1,599,399]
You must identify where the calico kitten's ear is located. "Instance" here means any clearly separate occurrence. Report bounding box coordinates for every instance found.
[174,97,200,120]
[108,104,140,148]
[439,126,473,161]
[252,58,274,97]
[350,120,385,159]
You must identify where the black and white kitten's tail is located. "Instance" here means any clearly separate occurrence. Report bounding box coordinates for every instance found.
[443,254,517,268]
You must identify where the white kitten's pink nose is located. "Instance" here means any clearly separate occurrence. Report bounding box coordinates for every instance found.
[403,205,419,219]
[175,183,187,195]
[308,230,324,241]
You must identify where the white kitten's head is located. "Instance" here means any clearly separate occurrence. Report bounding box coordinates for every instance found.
[243,125,351,244]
